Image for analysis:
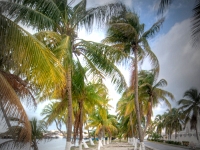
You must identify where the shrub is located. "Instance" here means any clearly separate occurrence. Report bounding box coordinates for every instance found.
[182,141,189,146]
[165,140,181,145]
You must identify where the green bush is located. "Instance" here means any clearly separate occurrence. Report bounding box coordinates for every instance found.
[182,141,189,146]
[165,140,181,145]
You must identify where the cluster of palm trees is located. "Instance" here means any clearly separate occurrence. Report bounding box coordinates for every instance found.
[149,88,200,142]
[0,0,127,149]
[116,70,174,142]
[0,0,200,150]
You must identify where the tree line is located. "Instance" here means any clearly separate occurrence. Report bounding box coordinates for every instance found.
[0,0,199,150]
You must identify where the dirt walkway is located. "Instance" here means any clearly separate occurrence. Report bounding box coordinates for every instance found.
[74,141,134,150]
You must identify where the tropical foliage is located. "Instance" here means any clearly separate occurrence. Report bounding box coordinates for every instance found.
[0,1,127,149]
[138,70,174,132]
[178,88,200,140]
[30,118,48,150]
[0,5,66,150]
[1,0,199,150]
[103,9,164,144]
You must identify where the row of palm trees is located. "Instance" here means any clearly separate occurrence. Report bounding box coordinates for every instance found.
[150,88,200,141]
[0,0,128,149]
[116,70,174,140]
[0,1,199,150]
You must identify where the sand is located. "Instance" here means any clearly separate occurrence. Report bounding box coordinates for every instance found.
[73,141,135,150]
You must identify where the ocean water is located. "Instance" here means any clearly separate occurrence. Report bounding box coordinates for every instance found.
[38,138,67,150]
[0,138,85,150]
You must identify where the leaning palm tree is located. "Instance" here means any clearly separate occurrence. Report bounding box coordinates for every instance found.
[157,0,200,47]
[0,1,127,149]
[103,10,164,149]
[138,70,174,132]
[178,88,200,141]
[0,11,66,150]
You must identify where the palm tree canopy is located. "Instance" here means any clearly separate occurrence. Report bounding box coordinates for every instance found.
[139,70,174,108]
[178,88,200,130]
[102,10,164,76]
[192,0,200,47]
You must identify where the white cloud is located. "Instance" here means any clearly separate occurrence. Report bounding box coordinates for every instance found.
[152,18,200,117]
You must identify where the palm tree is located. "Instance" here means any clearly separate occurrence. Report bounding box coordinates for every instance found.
[30,118,48,150]
[157,0,200,47]
[86,104,118,149]
[0,1,127,149]
[168,108,184,139]
[41,102,67,137]
[178,88,200,141]
[159,108,184,140]
[138,70,174,132]
[116,88,137,139]
[0,12,66,150]
[152,114,164,136]
[71,63,112,146]
[103,10,164,148]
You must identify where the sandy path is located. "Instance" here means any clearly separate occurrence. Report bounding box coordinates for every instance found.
[74,141,134,150]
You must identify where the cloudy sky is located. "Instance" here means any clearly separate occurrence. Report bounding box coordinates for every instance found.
[78,0,200,117]
[23,0,200,130]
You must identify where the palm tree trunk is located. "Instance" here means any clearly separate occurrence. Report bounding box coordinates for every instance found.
[129,113,134,138]
[32,139,38,150]
[103,127,106,145]
[195,125,199,141]
[55,119,66,138]
[133,46,143,142]
[144,96,153,134]
[79,100,83,145]
[66,67,73,150]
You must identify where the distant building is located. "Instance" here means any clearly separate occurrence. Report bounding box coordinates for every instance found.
[164,115,200,146]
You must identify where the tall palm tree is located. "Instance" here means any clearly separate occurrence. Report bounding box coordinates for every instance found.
[138,70,174,132]
[157,0,200,47]
[0,1,127,149]
[178,88,200,141]
[71,63,112,146]
[103,10,164,148]
[116,87,137,139]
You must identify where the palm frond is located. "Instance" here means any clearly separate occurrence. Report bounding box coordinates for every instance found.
[141,39,160,75]
[191,0,200,47]
[0,139,30,150]
[34,31,62,50]
[153,79,167,88]
[141,18,165,39]
[77,40,127,92]
[0,73,31,148]
[0,70,36,108]
[0,0,61,31]
[0,14,66,100]
[80,3,127,31]
[157,0,173,15]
